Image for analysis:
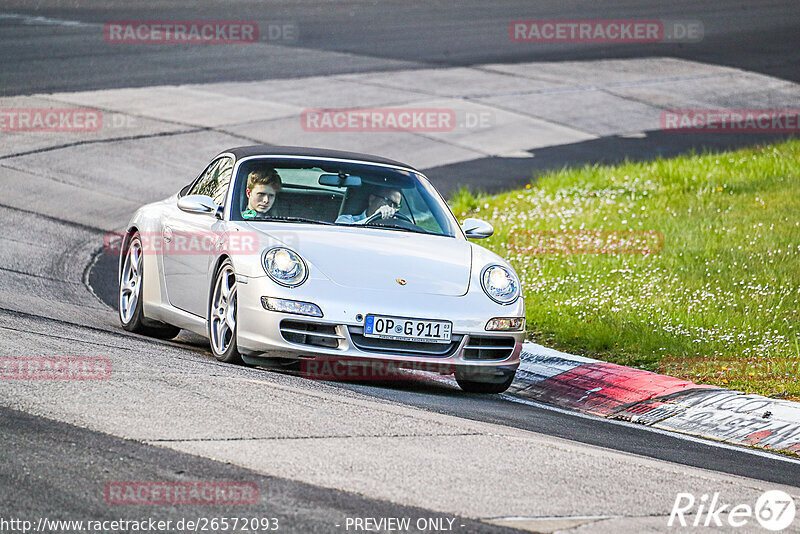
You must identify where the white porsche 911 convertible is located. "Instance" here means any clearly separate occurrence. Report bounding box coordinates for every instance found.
[118,146,525,392]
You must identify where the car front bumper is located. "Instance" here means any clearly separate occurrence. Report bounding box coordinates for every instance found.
[235,273,525,370]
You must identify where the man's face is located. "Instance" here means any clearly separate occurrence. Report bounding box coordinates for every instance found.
[367,189,402,214]
[247,184,277,213]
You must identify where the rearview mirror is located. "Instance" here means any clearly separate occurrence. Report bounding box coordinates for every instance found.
[319,173,362,187]
[177,195,222,219]
[461,218,493,239]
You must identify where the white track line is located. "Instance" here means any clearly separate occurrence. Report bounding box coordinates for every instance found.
[0,13,93,27]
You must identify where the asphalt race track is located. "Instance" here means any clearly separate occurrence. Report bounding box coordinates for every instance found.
[1,0,799,96]
[1,2,799,533]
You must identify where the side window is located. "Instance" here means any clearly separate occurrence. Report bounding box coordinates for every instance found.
[188,157,233,207]
[212,158,234,206]
[189,160,220,198]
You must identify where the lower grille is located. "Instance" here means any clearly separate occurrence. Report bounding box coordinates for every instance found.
[280,320,343,349]
[463,336,516,361]
[348,326,463,357]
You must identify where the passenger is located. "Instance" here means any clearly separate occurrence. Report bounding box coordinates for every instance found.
[336,186,402,224]
[242,169,282,219]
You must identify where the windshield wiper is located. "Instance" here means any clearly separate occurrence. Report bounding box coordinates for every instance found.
[380,226,435,235]
[250,216,335,225]
[339,222,439,236]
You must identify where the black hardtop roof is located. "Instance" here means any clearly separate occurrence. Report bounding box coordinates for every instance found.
[221,145,417,170]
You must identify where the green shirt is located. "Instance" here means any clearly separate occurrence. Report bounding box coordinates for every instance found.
[242,209,265,219]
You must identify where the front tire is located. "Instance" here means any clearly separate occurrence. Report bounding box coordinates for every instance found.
[119,232,181,340]
[455,367,516,394]
[208,259,242,364]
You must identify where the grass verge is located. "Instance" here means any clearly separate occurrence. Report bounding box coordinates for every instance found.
[450,139,800,399]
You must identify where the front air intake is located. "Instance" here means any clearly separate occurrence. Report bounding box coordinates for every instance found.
[280,320,343,349]
[463,336,516,361]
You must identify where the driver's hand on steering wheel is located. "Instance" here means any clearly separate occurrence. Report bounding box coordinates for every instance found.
[373,205,396,219]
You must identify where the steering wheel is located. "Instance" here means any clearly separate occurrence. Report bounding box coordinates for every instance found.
[363,210,413,225]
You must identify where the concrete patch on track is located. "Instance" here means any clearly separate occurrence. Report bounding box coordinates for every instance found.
[513,343,800,456]
[0,95,188,157]
[3,57,798,172]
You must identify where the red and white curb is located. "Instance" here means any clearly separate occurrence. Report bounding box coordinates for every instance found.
[511,343,800,455]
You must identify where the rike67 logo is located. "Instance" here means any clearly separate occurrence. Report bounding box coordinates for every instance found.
[669,490,796,531]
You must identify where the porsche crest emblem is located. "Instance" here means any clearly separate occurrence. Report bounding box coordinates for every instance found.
[396,278,407,286]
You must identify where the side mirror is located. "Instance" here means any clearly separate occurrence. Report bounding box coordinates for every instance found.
[178,195,222,219]
[461,218,494,239]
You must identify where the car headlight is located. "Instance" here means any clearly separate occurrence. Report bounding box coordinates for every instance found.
[262,247,308,287]
[480,265,520,304]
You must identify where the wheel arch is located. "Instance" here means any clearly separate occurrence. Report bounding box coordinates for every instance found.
[118,225,140,284]
[207,253,233,318]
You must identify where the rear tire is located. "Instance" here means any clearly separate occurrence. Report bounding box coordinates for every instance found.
[455,367,516,394]
[119,232,181,340]
[208,259,243,364]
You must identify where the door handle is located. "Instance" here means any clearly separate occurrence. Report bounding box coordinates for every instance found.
[163,226,173,243]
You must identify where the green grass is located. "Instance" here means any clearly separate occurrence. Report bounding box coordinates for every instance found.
[450,140,800,399]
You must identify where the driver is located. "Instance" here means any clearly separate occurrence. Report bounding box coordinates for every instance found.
[336,186,402,224]
[242,168,282,219]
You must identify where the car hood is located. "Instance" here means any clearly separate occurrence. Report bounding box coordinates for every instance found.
[246,223,472,296]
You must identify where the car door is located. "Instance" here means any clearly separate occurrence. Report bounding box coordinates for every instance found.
[162,156,234,317]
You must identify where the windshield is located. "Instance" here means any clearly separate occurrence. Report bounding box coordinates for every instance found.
[230,157,460,238]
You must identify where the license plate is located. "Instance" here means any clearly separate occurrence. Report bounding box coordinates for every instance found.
[364,315,452,343]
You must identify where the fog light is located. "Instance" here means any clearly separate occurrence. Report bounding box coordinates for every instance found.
[485,317,524,331]
[261,297,323,317]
